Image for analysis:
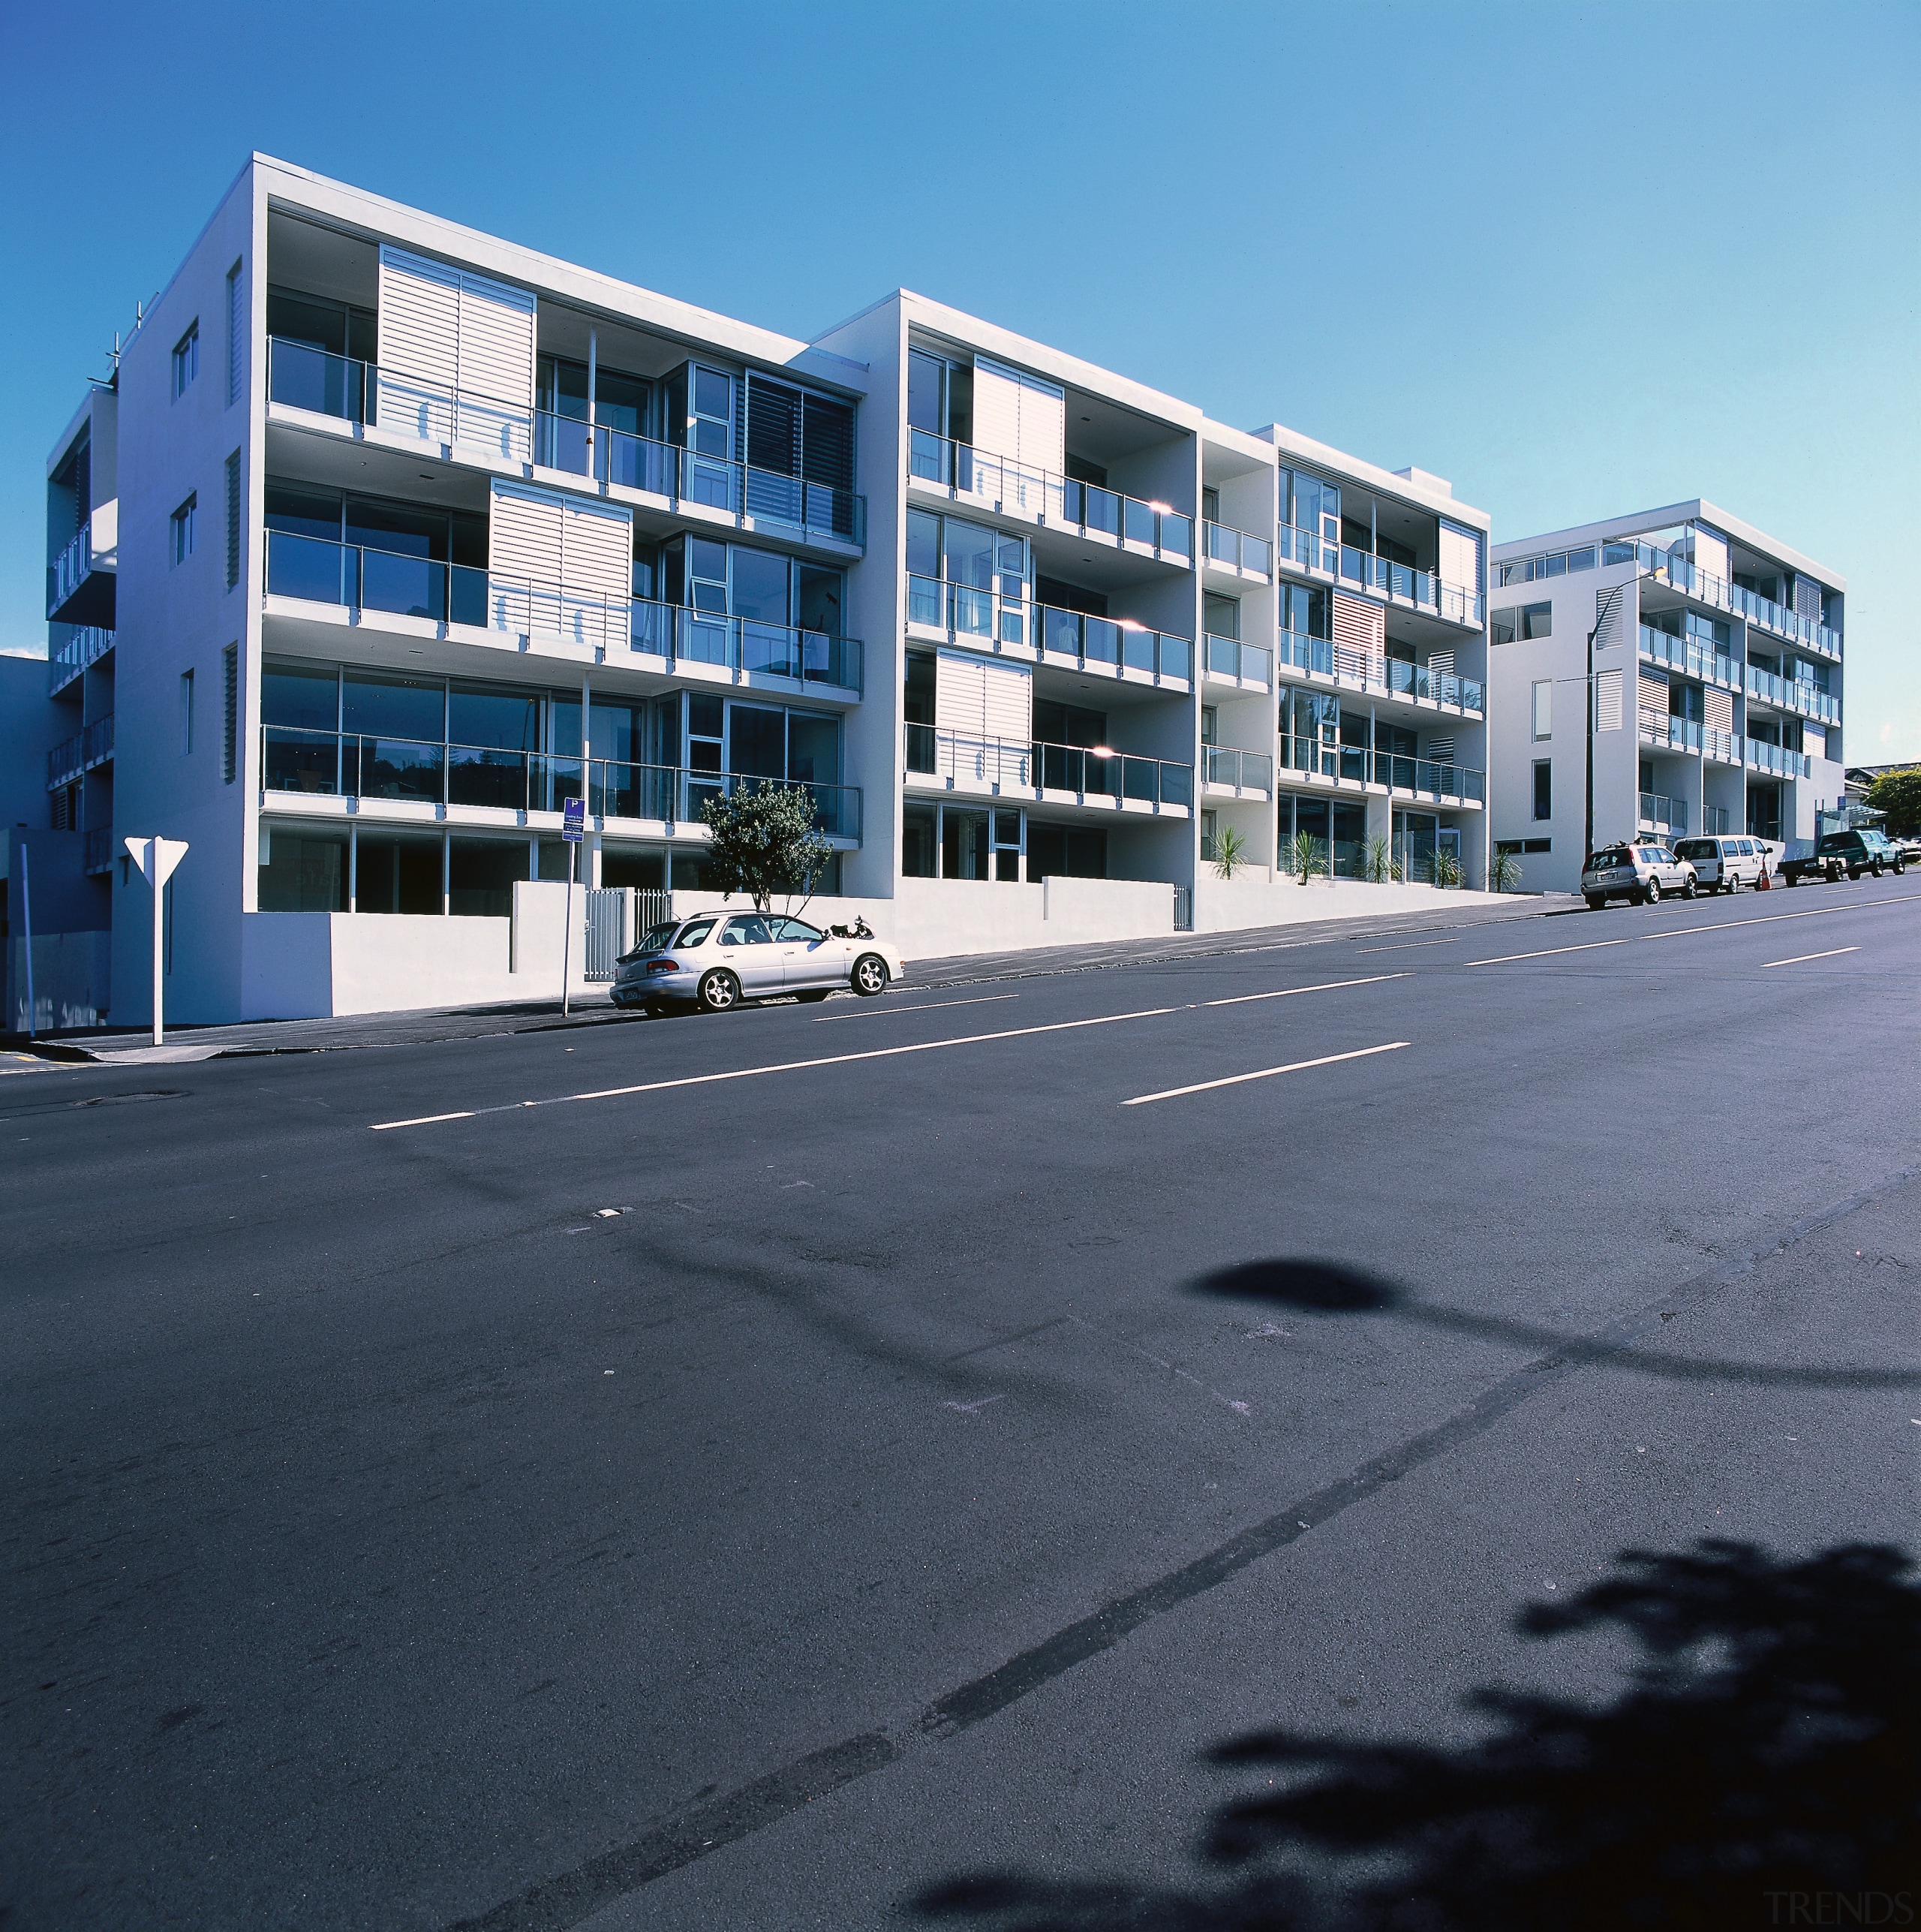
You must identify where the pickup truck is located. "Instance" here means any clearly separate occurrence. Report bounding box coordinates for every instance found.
[1781,829,1907,885]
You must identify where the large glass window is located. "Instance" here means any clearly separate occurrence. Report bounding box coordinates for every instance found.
[257,829,347,911]
[1282,583,1330,638]
[355,832,442,915]
[448,838,529,918]
[449,684,541,751]
[729,705,787,779]
[729,547,790,624]
[263,661,339,730]
[786,712,838,785]
[344,671,445,743]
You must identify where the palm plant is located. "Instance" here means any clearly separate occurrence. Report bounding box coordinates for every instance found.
[1364,833,1401,884]
[1489,846,1524,893]
[1432,846,1464,889]
[1288,830,1327,883]
[1213,824,1248,880]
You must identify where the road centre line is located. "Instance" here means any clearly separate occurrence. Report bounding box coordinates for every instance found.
[1123,1042,1410,1106]
[1765,947,1860,968]
[1467,892,1919,966]
[1203,974,1406,1008]
[371,976,1405,1132]
[814,993,1018,1022]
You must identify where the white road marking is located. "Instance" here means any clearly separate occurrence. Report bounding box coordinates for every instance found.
[1203,974,1406,1008]
[1353,937,1461,954]
[370,1005,1188,1130]
[1468,893,1919,967]
[371,975,1406,1132]
[814,993,1018,1022]
[1123,1041,1409,1106]
[1763,946,1861,968]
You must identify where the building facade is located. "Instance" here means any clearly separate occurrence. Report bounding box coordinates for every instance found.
[34,156,1494,1025]
[1487,504,1845,892]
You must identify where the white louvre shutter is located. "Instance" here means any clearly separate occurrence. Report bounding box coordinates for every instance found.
[1595,667,1624,731]
[979,655,1033,743]
[971,360,1022,463]
[560,498,633,649]
[1690,524,1729,583]
[937,649,1032,745]
[1638,670,1670,734]
[1428,649,1454,676]
[1013,367,1065,476]
[1704,686,1733,736]
[227,260,245,406]
[453,269,536,465]
[1802,723,1826,761]
[377,246,461,445]
[1438,520,1481,592]
[1331,589,1385,681]
[488,483,565,638]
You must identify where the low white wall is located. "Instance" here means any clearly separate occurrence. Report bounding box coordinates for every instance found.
[1192,874,1514,934]
[8,931,113,1033]
[329,913,513,1016]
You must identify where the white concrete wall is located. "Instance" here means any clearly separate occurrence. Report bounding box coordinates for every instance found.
[1192,874,1510,934]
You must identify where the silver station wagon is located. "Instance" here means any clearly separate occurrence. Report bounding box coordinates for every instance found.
[612,911,907,1015]
[1581,843,1698,910]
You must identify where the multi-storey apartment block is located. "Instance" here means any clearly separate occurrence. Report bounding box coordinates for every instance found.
[1487,504,1844,891]
[30,157,1495,1025]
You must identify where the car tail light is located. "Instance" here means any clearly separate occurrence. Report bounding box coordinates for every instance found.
[647,959,680,974]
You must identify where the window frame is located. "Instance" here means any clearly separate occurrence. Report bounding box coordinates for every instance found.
[170,495,198,565]
[172,321,200,399]
[1532,757,1553,823]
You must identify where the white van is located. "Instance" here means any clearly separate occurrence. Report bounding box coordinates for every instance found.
[1673,835,1768,894]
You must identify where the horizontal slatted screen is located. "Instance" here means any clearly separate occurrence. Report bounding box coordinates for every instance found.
[1426,736,1454,763]
[970,360,1021,465]
[1428,648,1454,676]
[936,649,1032,745]
[1802,723,1825,760]
[745,375,801,476]
[980,655,1033,743]
[801,393,855,491]
[456,271,536,408]
[227,261,245,406]
[1013,366,1065,477]
[1330,591,1385,671]
[1691,525,1729,582]
[378,246,461,385]
[1793,576,1823,622]
[1438,521,1481,594]
[560,498,634,603]
[1594,587,1625,652]
[1596,667,1624,731]
[1638,670,1670,733]
[1704,686,1734,735]
[489,483,564,585]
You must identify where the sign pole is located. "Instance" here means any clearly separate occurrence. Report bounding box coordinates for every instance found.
[561,795,585,1019]
[125,837,189,1047]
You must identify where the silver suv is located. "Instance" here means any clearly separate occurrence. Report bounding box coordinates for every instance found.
[1581,842,1698,910]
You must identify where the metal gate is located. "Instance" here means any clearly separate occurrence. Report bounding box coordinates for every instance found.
[583,888,627,981]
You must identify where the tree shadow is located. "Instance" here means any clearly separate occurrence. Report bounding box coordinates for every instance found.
[906,1540,1919,1930]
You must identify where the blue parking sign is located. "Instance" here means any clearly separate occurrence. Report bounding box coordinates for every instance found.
[563,797,585,843]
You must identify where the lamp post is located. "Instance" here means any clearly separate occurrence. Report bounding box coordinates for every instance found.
[1586,585,1627,865]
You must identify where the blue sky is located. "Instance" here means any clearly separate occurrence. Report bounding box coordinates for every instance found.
[3,0,1916,755]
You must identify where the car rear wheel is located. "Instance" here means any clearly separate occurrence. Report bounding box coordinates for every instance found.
[1870,860,1883,877]
[1644,877,1661,904]
[696,969,740,1013]
[852,954,890,998]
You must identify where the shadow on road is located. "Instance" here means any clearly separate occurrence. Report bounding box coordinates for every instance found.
[1189,1256,1921,1390]
[905,1539,1919,1930]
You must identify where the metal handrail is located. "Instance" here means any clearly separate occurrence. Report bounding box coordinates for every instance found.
[1203,633,1272,686]
[1638,791,1689,832]
[1201,745,1274,793]
[906,429,1194,562]
[1277,735,1484,802]
[1204,520,1273,576]
[266,337,867,549]
[258,726,862,838]
[265,530,863,691]
[47,712,114,790]
[48,627,115,695]
[906,725,1194,808]
[1275,629,1485,712]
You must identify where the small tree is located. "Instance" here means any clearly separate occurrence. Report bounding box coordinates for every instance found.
[1433,846,1463,889]
[698,781,834,913]
[1490,846,1525,893]
[1865,768,1921,838]
[1287,829,1327,883]
[1213,824,1248,880]
[1364,833,1400,883]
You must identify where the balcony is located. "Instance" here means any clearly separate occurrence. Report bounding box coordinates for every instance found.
[1638,792,1689,835]
[906,429,1192,564]
[1201,745,1273,796]
[47,713,114,790]
[1608,539,1841,658]
[1203,520,1272,578]
[1703,805,1731,836]
[46,507,118,626]
[905,576,1192,683]
[1745,663,1840,724]
[83,826,114,874]
[1278,736,1484,803]
[1276,632,1484,714]
[1276,522,1337,576]
[266,338,866,550]
[1745,738,1814,780]
[48,626,115,697]
[260,726,861,839]
[1639,715,1703,756]
[266,530,863,693]
[1639,624,1737,690]
[905,726,1192,811]
[1202,634,1272,689]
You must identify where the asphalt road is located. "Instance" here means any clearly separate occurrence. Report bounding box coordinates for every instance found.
[5,878,1918,1930]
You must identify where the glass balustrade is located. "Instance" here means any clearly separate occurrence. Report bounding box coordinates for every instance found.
[1202,746,1273,792]
[260,726,861,835]
[1204,520,1273,576]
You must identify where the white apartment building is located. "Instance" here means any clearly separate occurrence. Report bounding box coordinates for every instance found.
[33,156,1495,1026]
[1486,504,1845,892]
